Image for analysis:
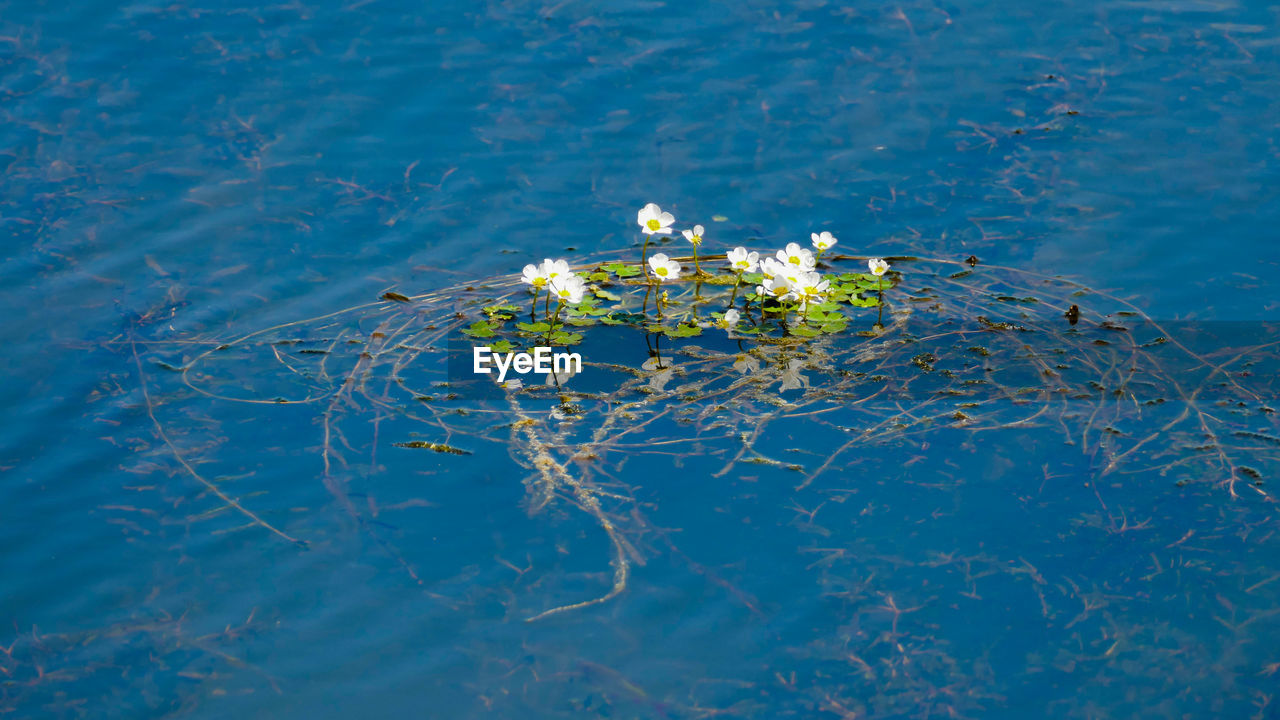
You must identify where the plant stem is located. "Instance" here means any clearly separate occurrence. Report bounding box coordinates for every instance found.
[545,300,565,345]
[876,281,884,328]
[640,234,651,279]
[727,271,742,307]
[530,287,540,322]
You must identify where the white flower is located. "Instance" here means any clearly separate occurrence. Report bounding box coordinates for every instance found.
[548,273,586,304]
[762,257,805,290]
[811,231,837,253]
[868,258,890,277]
[760,257,786,279]
[682,224,705,246]
[726,247,759,273]
[776,242,816,272]
[521,263,548,288]
[794,271,830,306]
[757,275,795,301]
[647,252,682,282]
[540,258,572,283]
[723,308,740,326]
[637,203,675,236]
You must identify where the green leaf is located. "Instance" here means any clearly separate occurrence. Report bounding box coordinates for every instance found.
[789,325,821,337]
[587,271,610,282]
[549,331,583,345]
[516,321,551,332]
[461,320,496,338]
[604,262,642,278]
[490,339,514,353]
[608,311,646,324]
[593,288,623,302]
[665,324,703,338]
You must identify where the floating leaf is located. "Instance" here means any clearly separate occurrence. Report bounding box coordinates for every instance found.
[665,324,703,338]
[549,331,583,345]
[462,321,496,338]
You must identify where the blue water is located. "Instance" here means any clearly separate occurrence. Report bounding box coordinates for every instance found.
[2,1,1279,717]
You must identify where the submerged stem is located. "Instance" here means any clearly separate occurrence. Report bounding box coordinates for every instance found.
[876,282,884,328]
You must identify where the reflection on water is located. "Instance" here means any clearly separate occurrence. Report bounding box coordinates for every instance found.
[2,0,1279,718]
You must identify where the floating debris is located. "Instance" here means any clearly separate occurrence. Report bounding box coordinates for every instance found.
[393,441,471,455]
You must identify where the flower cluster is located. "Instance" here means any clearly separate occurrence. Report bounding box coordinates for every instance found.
[497,203,897,349]
[521,258,587,304]
[738,240,889,317]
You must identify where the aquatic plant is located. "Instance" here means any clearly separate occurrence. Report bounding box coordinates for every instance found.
[473,207,895,357]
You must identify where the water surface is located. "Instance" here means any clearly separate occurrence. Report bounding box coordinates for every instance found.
[2,1,1279,717]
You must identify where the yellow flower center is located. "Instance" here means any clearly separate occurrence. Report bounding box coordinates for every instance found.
[656,267,668,277]
[647,219,661,231]
[789,257,801,265]
[691,236,701,244]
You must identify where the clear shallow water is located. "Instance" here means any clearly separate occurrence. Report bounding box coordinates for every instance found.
[2,1,1279,718]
